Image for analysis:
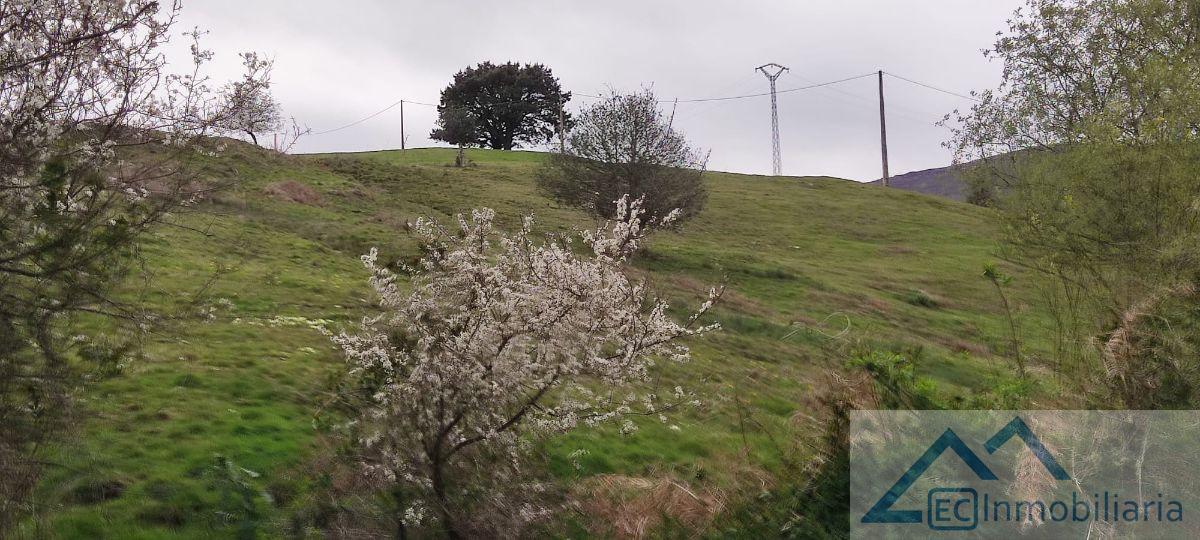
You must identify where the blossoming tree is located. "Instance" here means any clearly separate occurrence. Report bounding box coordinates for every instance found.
[218,52,284,146]
[331,196,721,537]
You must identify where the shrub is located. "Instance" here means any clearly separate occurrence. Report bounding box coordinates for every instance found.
[329,195,721,537]
[538,89,708,224]
[900,289,938,308]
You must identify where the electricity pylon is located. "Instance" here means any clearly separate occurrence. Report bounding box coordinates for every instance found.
[757,63,788,176]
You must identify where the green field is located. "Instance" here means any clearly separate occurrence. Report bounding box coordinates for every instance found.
[24,145,1054,538]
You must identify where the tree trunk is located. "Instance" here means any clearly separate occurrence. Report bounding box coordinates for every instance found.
[392,487,408,540]
[429,458,462,539]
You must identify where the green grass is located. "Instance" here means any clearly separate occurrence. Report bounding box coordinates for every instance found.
[21,145,1055,538]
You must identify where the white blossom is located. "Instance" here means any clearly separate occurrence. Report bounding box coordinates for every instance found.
[331,196,721,530]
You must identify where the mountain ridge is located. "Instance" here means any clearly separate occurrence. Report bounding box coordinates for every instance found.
[869,164,969,201]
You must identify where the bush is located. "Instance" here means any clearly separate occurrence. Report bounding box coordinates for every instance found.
[899,289,938,308]
[328,198,720,537]
[537,89,707,224]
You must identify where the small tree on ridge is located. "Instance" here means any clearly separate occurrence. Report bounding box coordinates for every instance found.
[538,89,709,224]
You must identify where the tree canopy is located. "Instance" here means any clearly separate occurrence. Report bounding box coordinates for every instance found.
[431,62,570,150]
[219,53,283,146]
[950,0,1200,406]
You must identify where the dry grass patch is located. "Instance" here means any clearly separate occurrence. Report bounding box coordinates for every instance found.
[577,474,728,538]
[263,180,323,206]
[941,337,989,356]
[574,456,776,539]
[878,244,918,256]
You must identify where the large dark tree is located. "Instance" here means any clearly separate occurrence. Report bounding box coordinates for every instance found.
[431,62,570,150]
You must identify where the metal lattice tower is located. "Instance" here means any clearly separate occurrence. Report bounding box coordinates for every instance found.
[757,63,788,176]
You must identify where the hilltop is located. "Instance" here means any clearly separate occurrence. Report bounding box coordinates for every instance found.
[34,145,1047,538]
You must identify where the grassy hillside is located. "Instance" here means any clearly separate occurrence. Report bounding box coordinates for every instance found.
[25,146,1052,538]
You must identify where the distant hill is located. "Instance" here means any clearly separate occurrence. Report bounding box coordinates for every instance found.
[869,164,968,201]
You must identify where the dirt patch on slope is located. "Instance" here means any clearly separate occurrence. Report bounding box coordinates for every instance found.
[263,180,323,206]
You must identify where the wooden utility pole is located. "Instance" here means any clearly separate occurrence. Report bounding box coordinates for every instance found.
[877,70,889,187]
[557,103,566,152]
[400,100,406,150]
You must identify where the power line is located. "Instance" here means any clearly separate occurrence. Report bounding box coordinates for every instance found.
[577,72,877,104]
[313,93,590,136]
[792,71,945,125]
[308,71,976,137]
[674,72,876,103]
[311,99,402,135]
[668,73,763,122]
[311,98,435,136]
[708,72,877,102]
[883,71,981,102]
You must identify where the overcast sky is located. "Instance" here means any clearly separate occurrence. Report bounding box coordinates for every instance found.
[175,0,1024,181]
